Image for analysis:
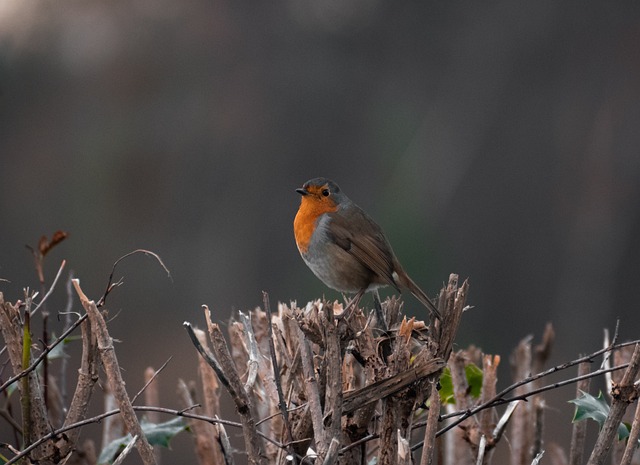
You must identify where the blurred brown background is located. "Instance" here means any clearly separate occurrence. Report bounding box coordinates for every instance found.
[1,0,640,461]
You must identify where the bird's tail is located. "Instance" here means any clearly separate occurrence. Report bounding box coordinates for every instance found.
[396,269,442,320]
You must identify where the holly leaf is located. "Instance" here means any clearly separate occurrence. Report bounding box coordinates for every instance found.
[569,390,630,441]
[46,335,81,361]
[466,363,483,399]
[439,368,454,404]
[142,417,189,448]
[439,363,483,404]
[97,417,188,464]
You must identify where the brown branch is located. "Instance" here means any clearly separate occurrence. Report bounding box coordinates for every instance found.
[0,293,53,461]
[204,308,268,465]
[56,312,99,457]
[322,437,341,465]
[620,383,640,465]
[262,291,297,463]
[322,302,342,463]
[5,404,268,465]
[510,335,533,465]
[237,310,260,392]
[568,361,591,465]
[143,367,161,462]
[72,279,156,465]
[419,381,441,465]
[184,321,229,388]
[216,418,236,465]
[436,275,469,362]
[194,329,223,463]
[341,357,445,416]
[177,378,220,465]
[431,337,640,433]
[296,320,326,459]
[432,361,631,443]
[587,343,640,465]
[479,354,499,438]
[0,312,88,393]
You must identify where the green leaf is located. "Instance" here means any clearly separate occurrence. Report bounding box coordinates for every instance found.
[438,363,484,404]
[97,417,189,464]
[465,363,483,399]
[47,335,80,361]
[439,367,454,404]
[569,390,630,441]
[142,417,190,448]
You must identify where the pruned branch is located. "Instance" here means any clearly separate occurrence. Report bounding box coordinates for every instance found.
[587,343,640,465]
[72,279,157,465]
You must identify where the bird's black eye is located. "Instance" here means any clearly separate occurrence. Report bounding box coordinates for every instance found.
[322,188,330,197]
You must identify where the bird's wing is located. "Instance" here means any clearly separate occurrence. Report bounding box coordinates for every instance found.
[327,207,400,291]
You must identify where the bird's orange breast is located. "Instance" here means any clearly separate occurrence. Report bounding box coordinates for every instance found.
[294,197,338,254]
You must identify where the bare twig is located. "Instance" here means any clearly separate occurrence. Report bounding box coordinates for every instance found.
[237,311,260,392]
[262,291,297,464]
[5,404,281,465]
[0,313,87,394]
[97,249,171,307]
[177,378,220,465]
[184,320,228,388]
[587,343,640,465]
[57,309,99,457]
[112,434,139,465]
[322,302,342,463]
[216,418,235,465]
[143,367,162,463]
[0,293,53,461]
[186,319,271,463]
[434,361,631,442]
[479,354,500,439]
[296,321,326,458]
[30,259,67,316]
[322,437,340,465]
[204,308,268,465]
[58,270,75,410]
[531,450,545,465]
[419,381,441,465]
[620,385,640,465]
[431,338,640,433]
[72,279,156,465]
[600,321,620,372]
[132,358,172,404]
[398,430,411,465]
[568,361,590,465]
[436,275,469,361]
[495,401,520,443]
[342,357,445,416]
[510,335,533,465]
[476,435,487,465]
[194,329,223,463]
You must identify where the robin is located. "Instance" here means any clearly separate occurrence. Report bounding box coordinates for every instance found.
[293,177,441,320]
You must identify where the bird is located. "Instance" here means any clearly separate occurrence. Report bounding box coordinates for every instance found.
[293,177,441,320]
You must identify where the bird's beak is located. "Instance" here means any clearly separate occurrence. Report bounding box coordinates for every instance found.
[296,187,309,196]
